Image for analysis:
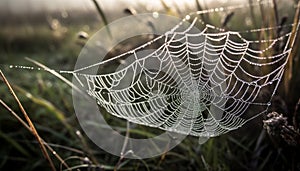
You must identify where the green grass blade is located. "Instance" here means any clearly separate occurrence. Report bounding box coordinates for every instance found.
[0,130,30,157]
[91,0,112,38]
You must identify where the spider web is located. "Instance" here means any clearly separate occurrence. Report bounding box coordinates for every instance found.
[64,8,299,142]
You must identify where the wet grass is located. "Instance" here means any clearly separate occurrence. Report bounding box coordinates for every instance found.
[1,0,300,171]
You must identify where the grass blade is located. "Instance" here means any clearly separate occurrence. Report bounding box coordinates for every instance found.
[24,57,88,100]
[91,0,112,38]
[0,130,30,157]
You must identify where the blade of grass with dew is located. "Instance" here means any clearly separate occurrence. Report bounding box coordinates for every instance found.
[115,121,130,170]
[13,85,73,133]
[74,130,100,166]
[43,142,84,155]
[24,57,88,100]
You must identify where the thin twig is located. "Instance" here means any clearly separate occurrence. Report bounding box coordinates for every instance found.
[114,121,131,171]
[75,130,100,166]
[121,121,131,157]
[0,70,56,170]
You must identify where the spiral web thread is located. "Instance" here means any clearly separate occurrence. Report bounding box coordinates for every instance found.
[64,4,300,140]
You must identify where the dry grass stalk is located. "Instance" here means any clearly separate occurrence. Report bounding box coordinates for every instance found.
[283,1,300,101]
[0,70,56,170]
[0,99,70,169]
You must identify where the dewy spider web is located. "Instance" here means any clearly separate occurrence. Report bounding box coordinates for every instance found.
[62,2,300,142]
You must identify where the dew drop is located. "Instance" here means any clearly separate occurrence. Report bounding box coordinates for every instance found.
[152,12,159,19]
[26,93,32,98]
[185,15,191,20]
[76,130,81,136]
[83,157,90,162]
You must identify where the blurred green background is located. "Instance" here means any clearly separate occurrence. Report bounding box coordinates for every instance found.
[0,0,300,170]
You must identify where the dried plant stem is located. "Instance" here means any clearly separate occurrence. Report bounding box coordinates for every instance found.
[271,0,279,25]
[284,1,300,101]
[25,57,99,166]
[0,99,69,169]
[0,70,56,171]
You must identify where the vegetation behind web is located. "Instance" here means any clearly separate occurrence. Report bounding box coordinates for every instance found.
[0,0,300,170]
